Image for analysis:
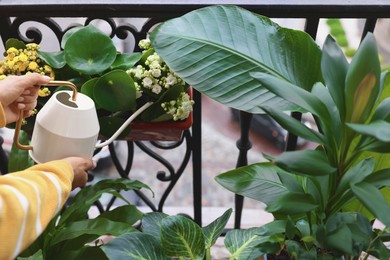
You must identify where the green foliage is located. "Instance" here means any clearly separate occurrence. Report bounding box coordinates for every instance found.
[151,5,390,259]
[8,130,34,171]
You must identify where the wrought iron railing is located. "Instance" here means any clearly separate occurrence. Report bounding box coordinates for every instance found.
[1,0,390,227]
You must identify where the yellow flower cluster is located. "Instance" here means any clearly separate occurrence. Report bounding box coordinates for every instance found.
[0,43,54,97]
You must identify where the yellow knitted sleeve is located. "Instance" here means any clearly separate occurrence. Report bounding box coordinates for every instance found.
[0,102,6,128]
[0,160,74,259]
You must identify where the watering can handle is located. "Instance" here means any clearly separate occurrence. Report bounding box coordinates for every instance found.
[13,80,78,150]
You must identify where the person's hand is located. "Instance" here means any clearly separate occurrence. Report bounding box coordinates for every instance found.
[63,157,95,190]
[0,73,51,124]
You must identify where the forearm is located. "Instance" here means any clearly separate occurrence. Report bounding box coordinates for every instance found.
[0,160,73,259]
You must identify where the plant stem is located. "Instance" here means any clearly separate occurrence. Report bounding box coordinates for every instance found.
[206,248,211,260]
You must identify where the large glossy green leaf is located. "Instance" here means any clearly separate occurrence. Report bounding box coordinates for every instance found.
[224,228,268,260]
[202,208,232,249]
[102,232,169,260]
[321,35,349,120]
[345,33,381,124]
[160,215,205,259]
[64,25,117,75]
[215,162,288,205]
[150,5,322,113]
[371,97,390,122]
[351,182,390,227]
[8,130,34,172]
[93,70,137,112]
[274,150,336,177]
[59,179,151,225]
[324,224,353,254]
[110,52,142,70]
[265,192,319,215]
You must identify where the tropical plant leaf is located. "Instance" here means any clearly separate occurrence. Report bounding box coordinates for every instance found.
[345,32,381,124]
[50,218,136,246]
[224,228,268,260]
[251,72,330,122]
[371,97,390,122]
[215,162,288,205]
[102,232,169,260]
[335,158,374,197]
[93,70,137,112]
[150,5,322,113]
[324,224,353,254]
[202,208,232,249]
[348,120,390,142]
[160,215,205,259]
[8,130,34,172]
[351,182,390,227]
[64,25,117,75]
[141,212,169,242]
[321,34,349,120]
[98,205,143,226]
[260,105,324,144]
[265,192,319,215]
[58,178,151,225]
[274,150,336,177]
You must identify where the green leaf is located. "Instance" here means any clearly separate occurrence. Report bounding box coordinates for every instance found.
[94,70,137,112]
[161,215,205,259]
[59,178,151,225]
[345,32,381,124]
[141,212,169,242]
[363,168,390,188]
[50,218,136,246]
[335,157,374,196]
[202,208,232,249]
[16,249,43,260]
[265,192,319,215]
[102,232,169,260]
[254,220,287,236]
[215,162,288,205]
[260,105,324,144]
[251,72,330,120]
[325,224,353,254]
[64,25,117,75]
[97,205,143,226]
[5,38,26,50]
[61,26,83,49]
[38,50,66,69]
[311,82,342,146]
[224,228,268,260]
[150,5,322,113]
[351,182,390,227]
[348,120,390,142]
[111,52,142,70]
[8,130,34,172]
[321,34,349,120]
[371,97,390,122]
[274,150,336,177]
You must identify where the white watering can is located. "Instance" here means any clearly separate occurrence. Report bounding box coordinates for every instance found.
[13,81,152,163]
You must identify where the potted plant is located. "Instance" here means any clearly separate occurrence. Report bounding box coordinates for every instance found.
[149,5,390,259]
[0,24,194,143]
